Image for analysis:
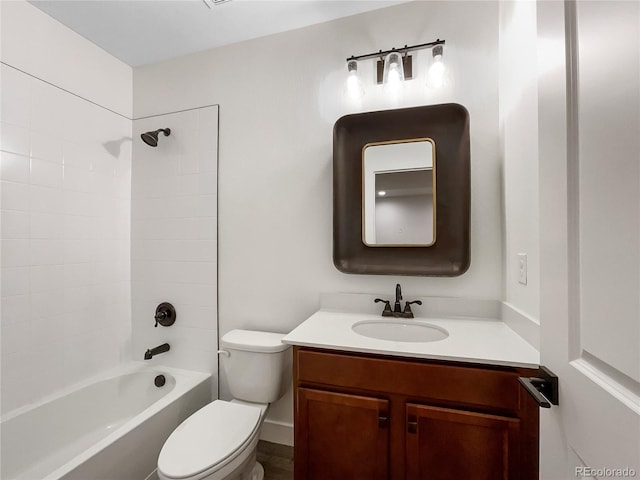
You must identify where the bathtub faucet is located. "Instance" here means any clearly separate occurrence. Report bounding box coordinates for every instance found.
[144,343,170,360]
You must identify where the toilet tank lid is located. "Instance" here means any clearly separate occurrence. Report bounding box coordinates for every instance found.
[221,329,290,353]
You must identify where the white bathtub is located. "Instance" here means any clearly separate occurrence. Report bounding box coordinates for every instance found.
[1,363,211,480]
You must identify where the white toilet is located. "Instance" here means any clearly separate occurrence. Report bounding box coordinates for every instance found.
[157,330,292,480]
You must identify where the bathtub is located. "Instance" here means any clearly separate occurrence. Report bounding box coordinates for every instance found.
[1,363,211,480]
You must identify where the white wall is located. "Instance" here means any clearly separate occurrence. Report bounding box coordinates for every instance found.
[134,1,501,432]
[375,195,433,244]
[0,0,132,118]
[131,106,218,396]
[0,1,132,414]
[498,0,540,324]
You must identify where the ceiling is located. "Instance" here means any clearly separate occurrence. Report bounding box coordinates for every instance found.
[28,0,408,67]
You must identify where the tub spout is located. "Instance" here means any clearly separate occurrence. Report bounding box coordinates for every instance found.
[144,343,170,360]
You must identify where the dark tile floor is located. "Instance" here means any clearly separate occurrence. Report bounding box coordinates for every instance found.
[257,440,294,480]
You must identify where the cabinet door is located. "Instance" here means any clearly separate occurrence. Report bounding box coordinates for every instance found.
[295,388,389,480]
[405,403,520,480]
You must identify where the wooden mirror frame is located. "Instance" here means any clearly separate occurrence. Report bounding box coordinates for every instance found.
[333,103,470,276]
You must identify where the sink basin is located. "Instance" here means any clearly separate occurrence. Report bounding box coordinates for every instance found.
[352,320,449,343]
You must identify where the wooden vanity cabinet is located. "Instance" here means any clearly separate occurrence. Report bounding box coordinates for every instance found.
[293,346,540,480]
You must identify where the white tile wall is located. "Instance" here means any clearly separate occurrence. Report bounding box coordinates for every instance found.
[131,107,218,392]
[0,64,132,414]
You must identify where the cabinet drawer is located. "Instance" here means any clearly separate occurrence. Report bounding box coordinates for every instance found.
[296,348,522,412]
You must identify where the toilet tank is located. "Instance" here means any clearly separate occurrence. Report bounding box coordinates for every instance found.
[220,330,292,404]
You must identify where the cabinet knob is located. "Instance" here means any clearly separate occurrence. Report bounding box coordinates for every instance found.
[407,414,418,434]
[378,414,389,428]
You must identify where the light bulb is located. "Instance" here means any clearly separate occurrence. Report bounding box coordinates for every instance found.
[383,52,405,95]
[344,59,364,102]
[427,44,447,89]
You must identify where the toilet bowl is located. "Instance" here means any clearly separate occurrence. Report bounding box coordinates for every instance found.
[157,400,265,480]
[157,330,291,480]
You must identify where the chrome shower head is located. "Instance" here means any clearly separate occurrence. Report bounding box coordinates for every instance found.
[141,128,171,147]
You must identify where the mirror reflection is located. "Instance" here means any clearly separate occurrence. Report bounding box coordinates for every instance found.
[363,139,436,246]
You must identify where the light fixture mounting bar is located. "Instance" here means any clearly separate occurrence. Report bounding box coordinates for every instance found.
[347,39,445,62]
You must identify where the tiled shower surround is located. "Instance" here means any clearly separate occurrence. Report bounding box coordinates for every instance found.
[131,107,219,390]
[0,70,220,412]
[0,64,132,414]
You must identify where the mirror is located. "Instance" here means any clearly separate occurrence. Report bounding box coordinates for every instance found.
[363,139,436,246]
[333,103,470,276]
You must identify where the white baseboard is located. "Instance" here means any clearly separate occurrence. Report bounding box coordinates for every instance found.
[260,418,294,446]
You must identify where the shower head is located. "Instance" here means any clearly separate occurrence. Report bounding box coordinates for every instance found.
[141,128,171,147]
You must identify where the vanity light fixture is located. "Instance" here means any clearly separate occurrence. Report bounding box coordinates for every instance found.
[345,59,365,101]
[426,44,447,88]
[383,51,405,92]
[377,190,387,196]
[346,39,445,89]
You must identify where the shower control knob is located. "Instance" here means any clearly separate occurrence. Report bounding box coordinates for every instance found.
[154,302,176,327]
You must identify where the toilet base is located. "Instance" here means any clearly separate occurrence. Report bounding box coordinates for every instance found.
[245,462,264,480]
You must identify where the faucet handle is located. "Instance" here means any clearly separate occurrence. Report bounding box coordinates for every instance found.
[402,300,423,318]
[374,298,393,316]
[154,302,176,328]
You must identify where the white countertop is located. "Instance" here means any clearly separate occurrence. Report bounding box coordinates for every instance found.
[282,310,540,369]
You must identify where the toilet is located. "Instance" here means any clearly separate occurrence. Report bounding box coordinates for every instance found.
[157,330,292,480]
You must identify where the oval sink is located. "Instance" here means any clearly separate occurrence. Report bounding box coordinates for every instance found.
[352,320,449,343]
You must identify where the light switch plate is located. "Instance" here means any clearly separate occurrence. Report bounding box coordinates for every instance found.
[518,253,528,285]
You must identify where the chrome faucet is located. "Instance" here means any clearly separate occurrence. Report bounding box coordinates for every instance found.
[374,283,422,319]
[144,343,170,360]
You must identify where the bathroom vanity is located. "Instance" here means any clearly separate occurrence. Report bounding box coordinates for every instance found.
[283,309,541,480]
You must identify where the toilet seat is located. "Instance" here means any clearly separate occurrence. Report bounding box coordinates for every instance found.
[158,400,262,480]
